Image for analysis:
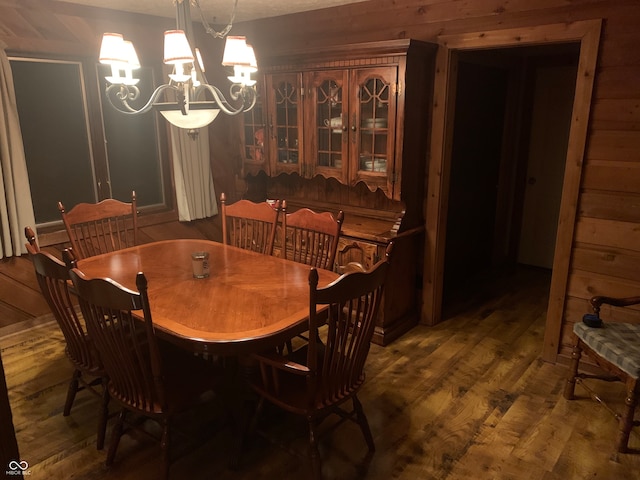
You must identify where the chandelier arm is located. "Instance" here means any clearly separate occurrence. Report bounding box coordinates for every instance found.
[197,83,255,116]
[194,0,238,39]
[105,83,181,114]
[245,90,257,111]
[232,84,257,111]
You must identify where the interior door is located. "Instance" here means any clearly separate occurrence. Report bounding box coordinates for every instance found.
[517,64,577,268]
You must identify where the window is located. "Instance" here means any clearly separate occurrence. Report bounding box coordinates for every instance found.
[97,64,166,207]
[10,56,172,227]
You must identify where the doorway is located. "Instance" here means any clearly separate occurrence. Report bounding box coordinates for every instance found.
[442,46,579,318]
[422,21,602,363]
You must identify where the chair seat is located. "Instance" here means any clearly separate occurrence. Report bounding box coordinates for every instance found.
[573,322,640,379]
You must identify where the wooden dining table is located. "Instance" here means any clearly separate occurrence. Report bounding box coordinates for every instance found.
[76,239,339,356]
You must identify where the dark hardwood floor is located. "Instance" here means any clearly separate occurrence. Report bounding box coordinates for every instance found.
[2,266,640,479]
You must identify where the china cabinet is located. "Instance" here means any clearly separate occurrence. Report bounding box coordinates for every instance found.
[241,39,436,345]
[242,39,436,202]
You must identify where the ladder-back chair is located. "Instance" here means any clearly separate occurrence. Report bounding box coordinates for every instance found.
[25,244,109,450]
[564,294,640,455]
[281,202,344,271]
[58,191,138,260]
[68,269,220,479]
[249,243,393,479]
[220,192,281,255]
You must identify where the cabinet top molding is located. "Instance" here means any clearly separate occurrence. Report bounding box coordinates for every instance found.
[260,38,437,68]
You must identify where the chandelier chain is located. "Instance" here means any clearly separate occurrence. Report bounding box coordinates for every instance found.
[192,0,238,39]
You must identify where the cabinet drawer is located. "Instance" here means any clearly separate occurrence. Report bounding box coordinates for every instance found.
[336,237,384,272]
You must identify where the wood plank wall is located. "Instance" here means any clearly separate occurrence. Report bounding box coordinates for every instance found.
[235,0,640,365]
[0,0,639,365]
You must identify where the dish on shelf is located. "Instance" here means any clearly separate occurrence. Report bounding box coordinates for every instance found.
[324,116,343,128]
[362,118,387,128]
[359,156,387,172]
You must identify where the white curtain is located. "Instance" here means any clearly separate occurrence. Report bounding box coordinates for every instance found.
[0,41,36,258]
[169,126,218,221]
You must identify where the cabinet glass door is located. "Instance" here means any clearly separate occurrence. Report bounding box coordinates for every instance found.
[306,70,348,180]
[267,73,302,174]
[241,80,267,175]
[351,67,398,191]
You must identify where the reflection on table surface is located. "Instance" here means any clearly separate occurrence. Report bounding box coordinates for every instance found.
[77,239,338,355]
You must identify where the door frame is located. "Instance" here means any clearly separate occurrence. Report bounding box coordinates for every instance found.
[422,20,602,363]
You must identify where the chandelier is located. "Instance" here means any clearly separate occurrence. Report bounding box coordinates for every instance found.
[98,0,257,131]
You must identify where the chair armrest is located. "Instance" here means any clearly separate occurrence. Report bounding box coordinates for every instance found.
[342,262,367,273]
[591,295,640,314]
[251,352,310,376]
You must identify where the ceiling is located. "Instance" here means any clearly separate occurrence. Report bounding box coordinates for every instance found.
[58,0,369,23]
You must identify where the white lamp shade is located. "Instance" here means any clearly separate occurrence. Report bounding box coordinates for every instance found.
[160,109,220,129]
[123,41,140,69]
[246,44,258,71]
[99,33,127,65]
[164,30,194,65]
[195,48,205,73]
[222,36,252,67]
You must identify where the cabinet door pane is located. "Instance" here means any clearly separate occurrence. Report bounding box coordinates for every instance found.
[241,81,267,174]
[307,70,349,180]
[353,67,397,175]
[268,73,301,173]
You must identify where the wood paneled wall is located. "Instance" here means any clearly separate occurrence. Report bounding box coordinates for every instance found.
[0,0,244,224]
[235,0,640,364]
[1,0,639,364]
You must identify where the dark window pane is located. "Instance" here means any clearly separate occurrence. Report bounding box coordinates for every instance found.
[11,59,95,224]
[98,64,164,206]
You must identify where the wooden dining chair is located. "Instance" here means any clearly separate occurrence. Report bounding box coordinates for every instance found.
[25,246,109,450]
[58,191,138,260]
[68,268,221,480]
[248,243,393,479]
[220,192,281,255]
[281,202,344,271]
[564,294,640,455]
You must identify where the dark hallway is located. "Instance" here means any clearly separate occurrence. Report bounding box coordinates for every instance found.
[442,45,579,318]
